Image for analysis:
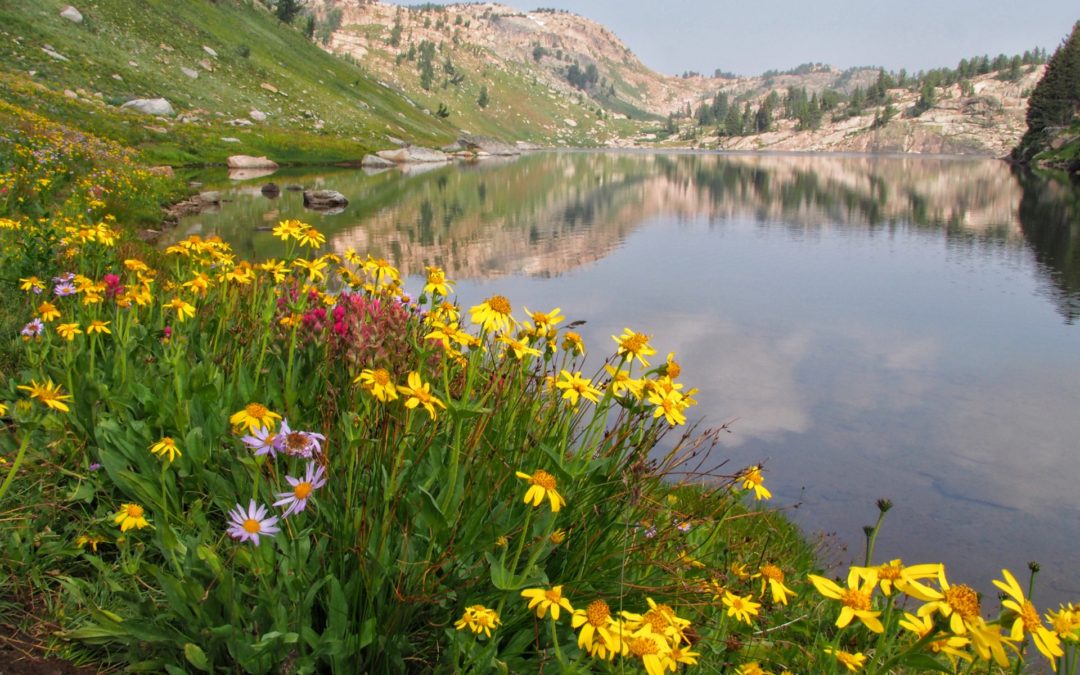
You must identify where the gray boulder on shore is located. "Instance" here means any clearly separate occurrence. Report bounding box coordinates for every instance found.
[360,154,397,169]
[376,146,450,164]
[226,155,279,169]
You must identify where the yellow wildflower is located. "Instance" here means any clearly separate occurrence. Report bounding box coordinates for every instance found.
[355,368,399,403]
[149,437,181,462]
[230,403,282,433]
[397,372,445,419]
[521,585,574,620]
[515,469,566,512]
[113,503,150,532]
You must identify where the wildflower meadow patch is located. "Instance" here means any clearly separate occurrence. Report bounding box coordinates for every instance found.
[1,101,1078,673]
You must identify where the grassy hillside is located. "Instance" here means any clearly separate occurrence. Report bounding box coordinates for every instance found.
[0,0,456,164]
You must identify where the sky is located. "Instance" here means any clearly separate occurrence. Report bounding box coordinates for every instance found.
[383,0,1079,76]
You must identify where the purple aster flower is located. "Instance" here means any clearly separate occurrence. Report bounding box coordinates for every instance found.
[242,425,279,458]
[54,281,76,297]
[226,500,280,545]
[53,272,75,284]
[273,461,327,518]
[273,419,326,458]
[21,318,44,339]
[88,463,102,472]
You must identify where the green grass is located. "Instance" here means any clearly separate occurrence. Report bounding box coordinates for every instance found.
[0,0,456,164]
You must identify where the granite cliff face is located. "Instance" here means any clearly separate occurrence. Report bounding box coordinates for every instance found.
[309,1,1037,155]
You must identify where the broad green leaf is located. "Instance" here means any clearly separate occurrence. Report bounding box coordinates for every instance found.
[183,643,210,672]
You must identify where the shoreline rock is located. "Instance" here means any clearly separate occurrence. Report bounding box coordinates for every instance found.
[226,155,279,170]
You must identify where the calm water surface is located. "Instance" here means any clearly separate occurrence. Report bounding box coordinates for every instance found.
[173,152,1080,603]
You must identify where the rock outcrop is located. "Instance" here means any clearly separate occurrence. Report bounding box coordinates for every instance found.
[226,155,279,170]
[120,98,174,117]
[457,134,520,156]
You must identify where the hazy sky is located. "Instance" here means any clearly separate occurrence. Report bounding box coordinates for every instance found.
[384,1,1078,76]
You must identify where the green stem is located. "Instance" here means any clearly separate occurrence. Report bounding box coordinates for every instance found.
[549,616,563,664]
[0,430,33,503]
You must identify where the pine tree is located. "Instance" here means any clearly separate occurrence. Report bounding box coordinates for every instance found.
[724,104,742,136]
[275,0,300,24]
[477,85,489,109]
[1025,21,1080,134]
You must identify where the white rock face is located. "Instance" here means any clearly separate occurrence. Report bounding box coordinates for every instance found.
[60,6,83,23]
[226,155,279,169]
[120,98,174,116]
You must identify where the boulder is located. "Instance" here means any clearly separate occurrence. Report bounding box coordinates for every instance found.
[60,6,83,23]
[249,109,267,122]
[361,154,397,169]
[120,98,174,116]
[375,146,450,164]
[226,155,278,169]
[180,67,198,80]
[457,133,519,156]
[260,182,280,198]
[284,184,304,192]
[202,45,218,58]
[228,118,254,127]
[303,190,349,210]
[260,82,279,94]
[198,59,214,72]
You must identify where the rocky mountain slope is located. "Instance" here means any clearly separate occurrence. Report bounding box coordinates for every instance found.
[312,1,1039,156]
[711,68,1042,156]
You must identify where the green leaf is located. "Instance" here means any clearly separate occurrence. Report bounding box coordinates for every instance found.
[324,575,348,641]
[358,618,376,649]
[412,487,448,535]
[183,643,210,672]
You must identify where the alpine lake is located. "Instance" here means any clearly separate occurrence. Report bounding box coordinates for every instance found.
[170,151,1080,604]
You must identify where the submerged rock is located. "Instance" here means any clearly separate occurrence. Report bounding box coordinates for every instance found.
[303,190,348,210]
[260,182,280,198]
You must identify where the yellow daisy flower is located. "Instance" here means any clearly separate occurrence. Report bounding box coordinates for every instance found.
[808,568,884,633]
[230,403,282,433]
[149,437,181,462]
[114,503,150,532]
[515,469,566,512]
[521,585,574,621]
[469,295,514,333]
[612,327,656,367]
[355,368,399,403]
[397,372,446,419]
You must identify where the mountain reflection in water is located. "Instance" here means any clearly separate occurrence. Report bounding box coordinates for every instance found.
[174,152,1080,602]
